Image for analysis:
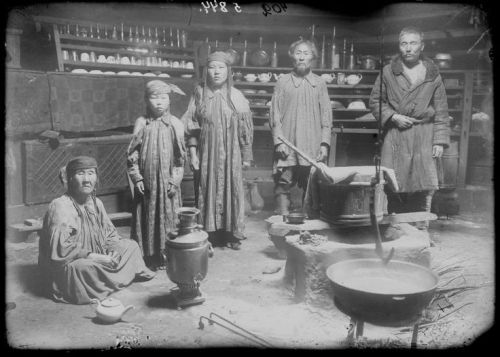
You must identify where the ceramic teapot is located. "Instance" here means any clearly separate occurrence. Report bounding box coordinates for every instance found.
[345,74,363,85]
[320,73,336,84]
[258,72,272,82]
[90,297,134,323]
[272,73,284,81]
[244,73,257,82]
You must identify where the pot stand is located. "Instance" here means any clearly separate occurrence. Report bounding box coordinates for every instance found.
[336,297,422,348]
[170,281,205,309]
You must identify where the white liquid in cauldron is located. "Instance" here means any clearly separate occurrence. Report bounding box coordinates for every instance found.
[339,269,428,295]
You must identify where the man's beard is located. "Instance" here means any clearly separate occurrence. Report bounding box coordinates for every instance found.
[294,63,311,76]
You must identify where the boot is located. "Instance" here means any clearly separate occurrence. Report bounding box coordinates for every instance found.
[274,193,291,215]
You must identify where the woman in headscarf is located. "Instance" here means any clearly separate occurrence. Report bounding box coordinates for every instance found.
[38,156,156,305]
[182,51,253,250]
[127,80,186,269]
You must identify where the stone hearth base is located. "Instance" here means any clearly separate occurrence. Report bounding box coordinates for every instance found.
[266,216,431,305]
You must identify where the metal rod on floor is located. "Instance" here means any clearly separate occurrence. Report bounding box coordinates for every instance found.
[208,312,275,348]
[198,316,272,348]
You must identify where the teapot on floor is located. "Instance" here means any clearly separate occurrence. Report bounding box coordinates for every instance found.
[90,297,134,323]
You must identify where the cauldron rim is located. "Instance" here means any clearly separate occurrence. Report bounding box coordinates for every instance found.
[326,258,439,296]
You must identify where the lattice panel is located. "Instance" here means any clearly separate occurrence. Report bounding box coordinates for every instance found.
[23,135,132,204]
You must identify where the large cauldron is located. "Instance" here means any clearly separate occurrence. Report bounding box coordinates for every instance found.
[326,259,438,326]
[319,170,385,227]
[164,207,214,308]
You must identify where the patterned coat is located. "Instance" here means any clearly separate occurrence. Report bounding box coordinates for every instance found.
[127,114,185,257]
[182,85,253,238]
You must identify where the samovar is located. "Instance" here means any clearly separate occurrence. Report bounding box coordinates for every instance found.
[164,207,214,308]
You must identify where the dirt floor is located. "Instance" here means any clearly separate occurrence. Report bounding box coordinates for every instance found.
[5,210,495,350]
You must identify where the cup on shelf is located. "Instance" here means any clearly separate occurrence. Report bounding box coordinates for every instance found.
[272,73,284,81]
[336,72,346,85]
[106,55,116,64]
[180,60,186,68]
[62,50,69,60]
[347,100,366,110]
[80,52,90,62]
[162,60,171,67]
[121,56,130,65]
[186,61,194,69]
[90,51,96,62]
[244,73,257,82]
[97,55,107,63]
[172,61,180,68]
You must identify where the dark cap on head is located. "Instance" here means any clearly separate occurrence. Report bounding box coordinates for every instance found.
[66,156,98,177]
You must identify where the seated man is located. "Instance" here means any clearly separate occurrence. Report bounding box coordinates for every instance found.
[38,156,156,305]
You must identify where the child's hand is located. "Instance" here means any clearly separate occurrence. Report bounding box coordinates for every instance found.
[135,181,145,195]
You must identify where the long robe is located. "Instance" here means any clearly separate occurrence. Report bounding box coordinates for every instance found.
[369,55,450,192]
[38,194,149,304]
[127,114,185,257]
[182,85,253,238]
[269,71,332,172]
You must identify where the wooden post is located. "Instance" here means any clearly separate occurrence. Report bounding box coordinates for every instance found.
[457,71,473,187]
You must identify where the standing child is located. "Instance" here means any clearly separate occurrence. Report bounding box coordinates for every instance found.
[127,80,186,269]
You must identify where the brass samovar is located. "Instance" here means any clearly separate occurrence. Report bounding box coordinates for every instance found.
[164,207,214,308]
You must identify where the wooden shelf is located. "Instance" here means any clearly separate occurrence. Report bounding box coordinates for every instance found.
[62,60,196,74]
[232,66,380,74]
[333,128,379,134]
[60,44,195,60]
[59,33,194,52]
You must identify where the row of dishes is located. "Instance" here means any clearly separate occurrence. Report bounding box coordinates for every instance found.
[69,69,193,78]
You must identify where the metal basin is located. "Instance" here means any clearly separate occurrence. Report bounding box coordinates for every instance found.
[326,258,439,326]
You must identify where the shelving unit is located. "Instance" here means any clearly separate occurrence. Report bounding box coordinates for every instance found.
[230,62,487,188]
[49,22,199,78]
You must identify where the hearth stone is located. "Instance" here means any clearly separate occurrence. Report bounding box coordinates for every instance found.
[265,216,431,305]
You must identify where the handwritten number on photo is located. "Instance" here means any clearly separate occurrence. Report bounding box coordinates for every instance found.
[262,3,287,16]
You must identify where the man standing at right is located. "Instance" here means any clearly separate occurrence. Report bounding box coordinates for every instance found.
[369,26,450,229]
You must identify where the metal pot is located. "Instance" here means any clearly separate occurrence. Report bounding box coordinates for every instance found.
[434,53,452,69]
[164,208,214,307]
[225,37,240,66]
[283,212,306,224]
[359,55,379,70]
[326,258,438,326]
[249,37,270,67]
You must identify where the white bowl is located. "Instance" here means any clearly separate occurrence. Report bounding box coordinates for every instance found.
[117,71,131,76]
[89,70,103,74]
[181,74,193,78]
[158,73,170,78]
[103,71,116,75]
[71,69,88,74]
[130,72,143,76]
[143,73,156,77]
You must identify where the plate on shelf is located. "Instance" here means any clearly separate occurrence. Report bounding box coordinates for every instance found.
[89,70,103,74]
[181,74,193,78]
[158,73,170,78]
[71,69,88,74]
[143,73,156,77]
[117,71,131,76]
[257,90,268,94]
[130,72,143,76]
[242,89,257,95]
